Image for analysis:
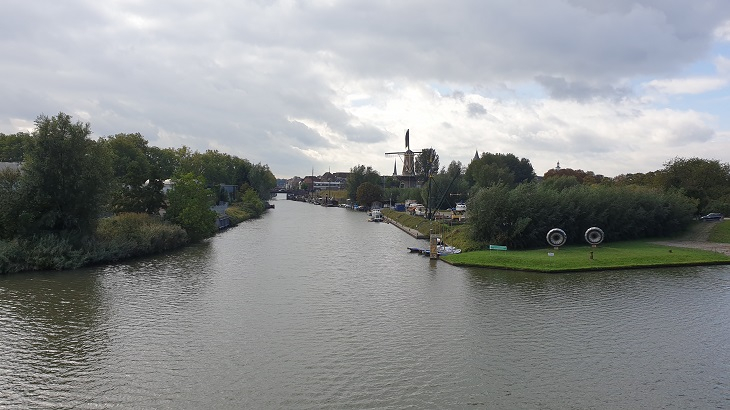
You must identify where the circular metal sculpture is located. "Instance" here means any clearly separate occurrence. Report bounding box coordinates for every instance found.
[546,228,567,247]
[584,227,604,246]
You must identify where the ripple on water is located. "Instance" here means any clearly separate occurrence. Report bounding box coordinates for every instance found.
[2,200,730,408]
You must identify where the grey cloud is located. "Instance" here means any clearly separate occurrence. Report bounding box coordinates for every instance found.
[1,0,729,178]
[535,76,632,102]
[467,103,487,117]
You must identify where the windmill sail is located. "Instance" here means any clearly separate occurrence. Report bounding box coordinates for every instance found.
[405,129,409,149]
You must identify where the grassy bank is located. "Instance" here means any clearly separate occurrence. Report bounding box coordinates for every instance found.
[382,209,479,251]
[442,241,730,272]
[383,208,730,272]
[709,219,730,243]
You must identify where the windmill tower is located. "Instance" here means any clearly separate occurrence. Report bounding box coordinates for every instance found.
[385,129,422,187]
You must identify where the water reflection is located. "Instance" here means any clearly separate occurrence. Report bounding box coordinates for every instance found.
[2,199,730,408]
[0,268,109,408]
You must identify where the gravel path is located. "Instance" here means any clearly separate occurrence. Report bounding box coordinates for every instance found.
[651,220,730,256]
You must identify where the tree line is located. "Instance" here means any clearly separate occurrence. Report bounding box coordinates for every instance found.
[0,112,276,273]
[344,147,729,249]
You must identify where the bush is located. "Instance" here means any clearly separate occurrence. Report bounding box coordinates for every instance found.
[0,213,190,274]
[468,183,697,249]
[165,173,217,242]
[225,206,251,225]
[94,213,188,261]
[0,234,92,274]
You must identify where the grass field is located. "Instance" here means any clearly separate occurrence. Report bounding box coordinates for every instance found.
[442,241,730,272]
[708,219,730,243]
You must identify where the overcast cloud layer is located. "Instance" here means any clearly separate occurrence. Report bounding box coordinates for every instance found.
[2,0,730,178]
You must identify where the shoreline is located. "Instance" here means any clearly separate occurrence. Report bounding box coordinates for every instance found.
[384,210,730,272]
[383,216,428,239]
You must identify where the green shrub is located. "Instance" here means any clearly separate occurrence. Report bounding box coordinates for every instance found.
[0,233,92,274]
[225,206,251,225]
[468,183,697,249]
[94,213,188,261]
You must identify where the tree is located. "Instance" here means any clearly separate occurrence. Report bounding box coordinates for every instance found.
[658,157,730,214]
[240,186,265,217]
[347,165,381,200]
[356,181,383,207]
[248,162,277,200]
[0,167,22,239]
[0,132,32,162]
[466,152,535,188]
[415,148,439,182]
[165,173,217,242]
[18,112,112,238]
[543,167,605,184]
[147,146,179,180]
[426,161,468,210]
[102,133,165,214]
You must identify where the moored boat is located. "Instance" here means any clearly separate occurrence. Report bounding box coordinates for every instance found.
[369,208,383,222]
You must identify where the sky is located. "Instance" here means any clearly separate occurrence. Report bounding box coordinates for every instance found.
[2,1,730,179]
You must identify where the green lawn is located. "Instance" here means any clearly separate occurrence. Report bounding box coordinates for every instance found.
[442,241,730,272]
[709,219,730,243]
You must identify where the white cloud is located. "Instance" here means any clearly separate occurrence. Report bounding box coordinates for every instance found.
[714,19,730,41]
[1,0,730,178]
[643,77,728,95]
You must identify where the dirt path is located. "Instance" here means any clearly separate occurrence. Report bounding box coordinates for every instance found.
[651,221,730,256]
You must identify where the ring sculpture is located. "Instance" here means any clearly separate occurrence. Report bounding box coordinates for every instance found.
[546,228,567,247]
[584,227,604,246]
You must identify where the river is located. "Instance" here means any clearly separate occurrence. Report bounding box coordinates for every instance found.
[1,194,729,409]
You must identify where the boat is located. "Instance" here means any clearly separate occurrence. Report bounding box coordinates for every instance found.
[406,244,461,256]
[369,208,383,222]
[436,244,461,255]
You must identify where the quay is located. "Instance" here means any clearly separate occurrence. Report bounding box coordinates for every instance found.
[383,215,428,239]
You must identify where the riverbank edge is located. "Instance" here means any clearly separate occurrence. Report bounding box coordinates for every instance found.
[442,240,730,273]
[383,216,428,239]
[383,209,730,272]
[0,208,269,275]
[440,255,730,273]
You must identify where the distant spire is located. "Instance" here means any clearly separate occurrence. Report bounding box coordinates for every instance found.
[555,161,561,171]
[473,150,479,162]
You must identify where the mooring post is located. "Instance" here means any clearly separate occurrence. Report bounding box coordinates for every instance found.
[429,230,439,259]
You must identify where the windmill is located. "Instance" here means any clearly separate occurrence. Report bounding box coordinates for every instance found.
[385,129,422,183]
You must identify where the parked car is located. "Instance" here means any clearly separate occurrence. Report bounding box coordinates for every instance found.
[700,212,724,221]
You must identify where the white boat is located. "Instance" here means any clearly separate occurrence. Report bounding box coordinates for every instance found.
[369,208,383,222]
[437,245,461,255]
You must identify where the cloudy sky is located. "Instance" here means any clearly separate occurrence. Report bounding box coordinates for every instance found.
[2,1,730,179]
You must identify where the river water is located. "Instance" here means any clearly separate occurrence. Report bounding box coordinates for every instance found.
[1,194,729,409]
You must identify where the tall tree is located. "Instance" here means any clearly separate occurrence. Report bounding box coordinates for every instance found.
[659,157,730,214]
[0,132,32,162]
[248,162,277,200]
[147,146,180,180]
[18,113,112,238]
[465,152,535,188]
[347,165,381,200]
[102,133,165,214]
[0,167,22,239]
[356,182,384,208]
[425,161,468,210]
[415,148,439,182]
